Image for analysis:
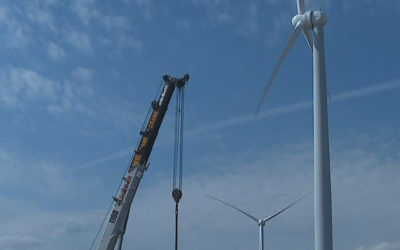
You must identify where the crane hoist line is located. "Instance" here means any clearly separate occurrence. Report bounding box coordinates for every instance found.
[95,74,190,250]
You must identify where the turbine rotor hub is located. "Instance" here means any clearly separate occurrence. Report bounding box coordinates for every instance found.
[292,11,312,29]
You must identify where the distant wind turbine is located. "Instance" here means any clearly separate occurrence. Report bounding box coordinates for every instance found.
[206,192,310,250]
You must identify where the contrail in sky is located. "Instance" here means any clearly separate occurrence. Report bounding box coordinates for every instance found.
[72,79,400,172]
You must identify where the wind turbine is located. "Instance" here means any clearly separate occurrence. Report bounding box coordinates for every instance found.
[255,1,332,250]
[206,193,309,250]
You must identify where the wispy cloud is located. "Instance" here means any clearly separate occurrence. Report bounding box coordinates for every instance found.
[0,65,148,132]
[70,148,132,172]
[176,19,192,31]
[190,0,234,26]
[0,146,105,249]
[74,78,400,170]
[99,14,143,52]
[2,125,400,249]
[355,242,400,250]
[64,27,92,54]
[0,5,30,48]
[333,79,400,101]
[71,67,93,83]
[0,235,44,250]
[24,0,56,32]
[341,0,400,14]
[47,42,66,61]
[264,10,291,49]
[70,0,100,27]
[94,129,400,250]
[0,68,58,108]
[0,1,144,57]
[237,2,260,36]
[0,67,99,119]
[0,200,104,250]
[0,147,98,198]
[189,78,400,135]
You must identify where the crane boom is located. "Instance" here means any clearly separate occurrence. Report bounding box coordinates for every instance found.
[97,74,189,250]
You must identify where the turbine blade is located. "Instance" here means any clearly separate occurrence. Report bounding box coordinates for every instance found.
[255,22,303,114]
[262,191,311,222]
[297,0,305,14]
[206,195,259,222]
[303,28,313,51]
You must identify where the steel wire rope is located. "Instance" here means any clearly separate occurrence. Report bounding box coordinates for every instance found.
[179,87,184,190]
[173,88,179,189]
[173,86,185,190]
[172,83,186,250]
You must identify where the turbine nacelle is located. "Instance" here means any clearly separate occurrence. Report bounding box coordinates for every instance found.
[311,11,327,27]
[292,10,327,29]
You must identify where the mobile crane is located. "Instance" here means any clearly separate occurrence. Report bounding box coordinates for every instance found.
[94,74,189,250]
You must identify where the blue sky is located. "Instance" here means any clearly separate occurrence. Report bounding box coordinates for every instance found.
[0,0,399,249]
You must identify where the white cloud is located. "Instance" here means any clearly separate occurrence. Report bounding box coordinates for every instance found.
[177,20,192,31]
[129,38,143,51]
[333,79,400,101]
[86,129,400,250]
[99,14,143,52]
[0,67,98,118]
[0,1,144,57]
[191,0,234,26]
[341,0,400,14]
[47,42,66,61]
[122,0,153,20]
[355,242,400,250]
[74,78,400,170]
[0,146,106,249]
[71,67,93,83]
[0,5,30,48]
[24,1,56,32]
[0,66,147,129]
[186,0,333,46]
[102,15,131,31]
[188,79,400,137]
[0,147,99,198]
[1,127,399,249]
[0,68,58,108]
[0,200,104,250]
[0,149,104,248]
[46,81,96,118]
[64,28,92,54]
[130,0,152,6]
[0,235,44,250]
[70,0,99,27]
[264,10,291,49]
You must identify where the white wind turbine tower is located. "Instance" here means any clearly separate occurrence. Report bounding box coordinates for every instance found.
[255,1,332,250]
[206,193,309,250]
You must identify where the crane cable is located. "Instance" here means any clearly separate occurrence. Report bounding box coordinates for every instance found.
[172,84,185,250]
